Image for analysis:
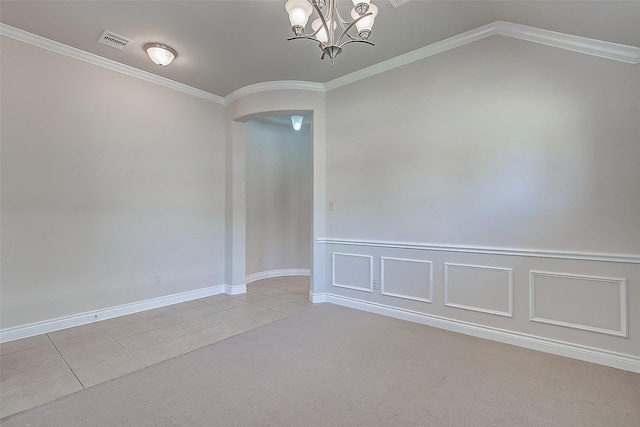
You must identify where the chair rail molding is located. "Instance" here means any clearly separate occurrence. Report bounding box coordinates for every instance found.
[317,238,640,264]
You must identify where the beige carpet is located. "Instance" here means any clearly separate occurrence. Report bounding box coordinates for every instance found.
[2,304,639,426]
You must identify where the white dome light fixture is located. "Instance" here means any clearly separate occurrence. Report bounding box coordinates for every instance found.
[291,115,304,131]
[143,43,177,66]
[285,0,378,65]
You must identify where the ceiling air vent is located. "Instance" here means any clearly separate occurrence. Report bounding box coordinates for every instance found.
[98,30,132,50]
[388,0,411,7]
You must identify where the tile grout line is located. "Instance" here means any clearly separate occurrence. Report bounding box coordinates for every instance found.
[96,318,157,368]
[45,334,85,389]
[1,280,310,417]
[171,324,229,349]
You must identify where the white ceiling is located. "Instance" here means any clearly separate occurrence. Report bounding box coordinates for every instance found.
[1,1,639,97]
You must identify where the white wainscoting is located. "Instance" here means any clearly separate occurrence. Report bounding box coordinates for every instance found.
[381,257,433,303]
[317,238,639,373]
[332,252,373,292]
[444,263,513,318]
[530,271,628,337]
[0,284,226,343]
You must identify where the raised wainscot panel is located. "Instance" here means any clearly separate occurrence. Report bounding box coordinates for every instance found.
[332,252,373,292]
[381,257,432,303]
[444,263,513,317]
[529,271,627,337]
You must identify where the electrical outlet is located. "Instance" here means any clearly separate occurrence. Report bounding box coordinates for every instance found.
[374,279,379,289]
[154,275,161,286]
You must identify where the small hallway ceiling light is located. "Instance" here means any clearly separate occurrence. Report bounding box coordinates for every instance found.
[291,115,304,131]
[285,0,379,65]
[143,43,177,66]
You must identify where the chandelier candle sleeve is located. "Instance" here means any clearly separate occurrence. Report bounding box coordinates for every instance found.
[352,0,371,15]
[285,0,378,64]
[286,0,313,36]
[351,3,377,39]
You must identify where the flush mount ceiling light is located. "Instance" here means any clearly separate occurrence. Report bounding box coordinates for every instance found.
[143,43,177,66]
[285,0,378,65]
[291,115,304,131]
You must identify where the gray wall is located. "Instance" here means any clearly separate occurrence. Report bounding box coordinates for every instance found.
[245,120,312,277]
[2,28,639,369]
[323,36,640,358]
[1,37,227,328]
[326,36,640,253]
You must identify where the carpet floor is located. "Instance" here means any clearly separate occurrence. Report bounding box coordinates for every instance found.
[1,303,639,426]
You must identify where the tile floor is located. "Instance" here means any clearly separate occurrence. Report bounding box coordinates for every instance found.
[0,276,314,419]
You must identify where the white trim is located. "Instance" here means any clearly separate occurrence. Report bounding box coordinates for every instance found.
[311,292,329,304]
[332,252,374,293]
[529,271,628,338]
[225,283,247,295]
[380,257,433,303]
[245,269,311,284]
[309,292,640,374]
[496,21,640,65]
[225,81,325,105]
[317,238,640,264]
[325,22,499,91]
[4,21,637,109]
[325,21,640,91]
[0,285,225,343]
[444,263,514,318]
[0,23,225,105]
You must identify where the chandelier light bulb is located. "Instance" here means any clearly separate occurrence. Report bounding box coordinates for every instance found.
[351,3,378,39]
[312,18,336,43]
[285,0,378,64]
[286,0,313,35]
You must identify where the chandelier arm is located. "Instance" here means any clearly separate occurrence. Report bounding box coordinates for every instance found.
[314,1,333,45]
[284,0,377,64]
[338,39,375,49]
[335,11,373,45]
[334,2,350,32]
[287,35,323,45]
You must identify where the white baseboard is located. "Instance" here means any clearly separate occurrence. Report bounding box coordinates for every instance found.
[311,292,640,374]
[225,283,247,295]
[246,269,311,284]
[0,285,226,343]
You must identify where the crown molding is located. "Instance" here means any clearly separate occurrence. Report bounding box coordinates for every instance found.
[325,21,640,91]
[224,80,325,105]
[325,22,499,91]
[495,21,640,65]
[3,21,638,103]
[0,23,226,105]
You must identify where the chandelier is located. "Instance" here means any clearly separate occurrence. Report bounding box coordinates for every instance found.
[285,0,379,65]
